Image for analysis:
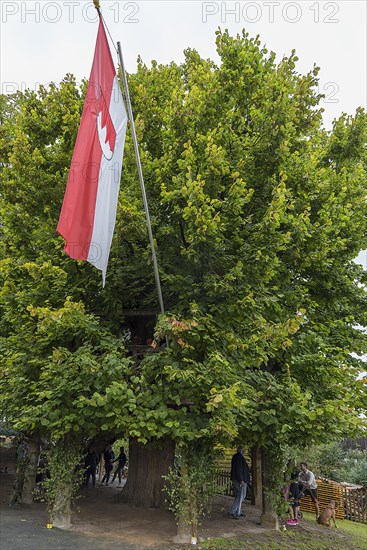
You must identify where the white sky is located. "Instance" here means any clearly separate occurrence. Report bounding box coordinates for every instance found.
[0,0,366,130]
[356,250,367,270]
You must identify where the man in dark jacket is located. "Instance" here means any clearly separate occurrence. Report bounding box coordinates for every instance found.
[84,448,99,487]
[229,446,250,519]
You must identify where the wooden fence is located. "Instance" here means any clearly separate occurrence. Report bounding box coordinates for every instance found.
[215,468,233,497]
[215,471,366,524]
[299,479,344,519]
[342,485,366,523]
[299,479,366,524]
[214,469,251,501]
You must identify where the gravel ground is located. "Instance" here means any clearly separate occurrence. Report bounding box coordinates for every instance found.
[0,505,174,550]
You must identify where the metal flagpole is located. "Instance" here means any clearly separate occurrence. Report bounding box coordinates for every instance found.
[117,42,166,316]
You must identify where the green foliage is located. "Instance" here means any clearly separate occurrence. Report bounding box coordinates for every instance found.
[0,259,133,441]
[337,449,367,487]
[0,29,366,511]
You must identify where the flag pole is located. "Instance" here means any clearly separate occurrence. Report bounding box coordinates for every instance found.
[116,42,166,316]
[93,1,166,316]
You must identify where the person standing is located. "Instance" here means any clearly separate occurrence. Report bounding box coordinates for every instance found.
[111,446,127,486]
[84,447,99,487]
[298,462,320,519]
[101,444,115,485]
[285,470,301,525]
[229,446,250,519]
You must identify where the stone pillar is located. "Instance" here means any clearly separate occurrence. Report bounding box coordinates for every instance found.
[22,436,40,505]
[52,482,72,529]
[172,517,192,545]
[260,448,279,530]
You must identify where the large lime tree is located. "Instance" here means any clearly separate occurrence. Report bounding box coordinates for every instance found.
[1,29,366,527]
[123,29,367,520]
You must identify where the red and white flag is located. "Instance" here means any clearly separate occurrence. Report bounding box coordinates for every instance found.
[57,19,128,285]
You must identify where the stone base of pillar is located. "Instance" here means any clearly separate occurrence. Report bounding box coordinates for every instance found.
[173,517,201,545]
[172,533,193,544]
[52,514,71,530]
[172,518,194,544]
[260,510,279,530]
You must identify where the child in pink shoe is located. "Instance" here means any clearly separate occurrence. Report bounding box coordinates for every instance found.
[285,470,300,525]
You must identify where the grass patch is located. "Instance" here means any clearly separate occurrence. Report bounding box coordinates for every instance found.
[301,511,366,548]
[199,513,366,549]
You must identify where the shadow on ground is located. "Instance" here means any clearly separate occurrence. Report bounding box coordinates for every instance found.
[1,448,364,550]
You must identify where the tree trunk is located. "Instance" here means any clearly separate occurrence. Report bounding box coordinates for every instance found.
[260,447,279,530]
[22,436,40,505]
[119,437,174,507]
[251,446,263,508]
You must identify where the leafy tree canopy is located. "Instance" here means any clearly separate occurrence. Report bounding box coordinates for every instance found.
[0,30,366,455]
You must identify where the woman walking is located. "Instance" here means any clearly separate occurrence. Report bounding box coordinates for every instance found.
[101,444,114,485]
[111,446,127,486]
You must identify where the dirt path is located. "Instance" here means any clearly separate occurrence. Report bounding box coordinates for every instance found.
[0,480,256,549]
[74,482,266,543]
[72,481,177,547]
[1,447,363,550]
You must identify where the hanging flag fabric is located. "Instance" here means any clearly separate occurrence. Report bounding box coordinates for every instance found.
[57,19,128,285]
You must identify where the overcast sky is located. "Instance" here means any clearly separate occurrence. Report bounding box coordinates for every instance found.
[1,0,366,130]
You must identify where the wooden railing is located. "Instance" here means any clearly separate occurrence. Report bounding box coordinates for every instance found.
[299,478,344,519]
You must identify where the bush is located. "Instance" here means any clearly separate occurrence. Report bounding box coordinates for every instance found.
[297,443,367,487]
[336,449,367,487]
